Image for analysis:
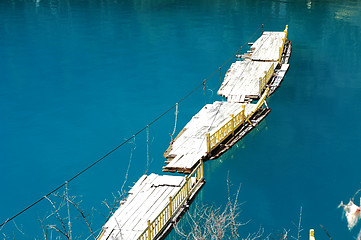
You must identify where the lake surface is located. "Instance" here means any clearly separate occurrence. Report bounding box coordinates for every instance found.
[1,0,361,239]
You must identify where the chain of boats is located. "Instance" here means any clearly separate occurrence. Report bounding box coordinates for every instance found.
[97,25,292,240]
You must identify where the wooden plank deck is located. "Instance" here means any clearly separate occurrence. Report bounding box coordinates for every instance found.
[217,61,274,101]
[97,169,205,240]
[163,101,259,173]
[250,31,286,62]
[98,174,179,240]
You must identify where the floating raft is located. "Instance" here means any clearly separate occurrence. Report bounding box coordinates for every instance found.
[236,26,292,99]
[218,61,275,102]
[97,163,205,240]
[163,90,269,173]
[246,27,288,62]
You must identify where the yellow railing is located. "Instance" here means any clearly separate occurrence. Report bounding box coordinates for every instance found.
[206,105,245,153]
[246,88,269,120]
[259,62,274,94]
[137,161,204,240]
[206,88,270,153]
[278,25,288,62]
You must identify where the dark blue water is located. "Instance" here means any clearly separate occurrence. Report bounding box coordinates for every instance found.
[1,0,361,239]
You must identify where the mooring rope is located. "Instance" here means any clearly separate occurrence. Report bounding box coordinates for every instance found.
[170,103,179,142]
[0,74,206,229]
[0,20,272,228]
[219,67,222,85]
[145,126,150,174]
[203,80,207,105]
[121,137,136,194]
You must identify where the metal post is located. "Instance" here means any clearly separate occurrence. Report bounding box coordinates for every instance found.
[147,220,151,240]
[169,197,173,218]
[259,77,263,94]
[279,47,282,62]
[241,105,245,123]
[185,176,189,198]
[219,67,222,85]
[206,133,211,153]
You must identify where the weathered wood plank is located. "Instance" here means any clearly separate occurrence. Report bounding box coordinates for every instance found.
[218,61,274,100]
[163,101,258,172]
[250,31,286,61]
[99,174,186,240]
[101,174,161,237]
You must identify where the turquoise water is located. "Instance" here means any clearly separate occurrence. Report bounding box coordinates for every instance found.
[1,0,361,239]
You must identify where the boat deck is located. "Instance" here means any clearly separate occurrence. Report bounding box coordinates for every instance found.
[249,31,287,62]
[97,164,205,240]
[163,95,269,174]
[218,61,275,102]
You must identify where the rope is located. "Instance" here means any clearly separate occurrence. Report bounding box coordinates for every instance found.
[121,137,136,193]
[145,127,150,174]
[219,67,222,85]
[0,77,205,229]
[203,80,207,105]
[0,20,273,228]
[170,103,179,142]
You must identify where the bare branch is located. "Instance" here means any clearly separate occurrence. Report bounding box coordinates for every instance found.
[64,182,72,240]
[352,189,361,202]
[53,193,96,240]
[47,225,69,240]
[320,225,332,240]
[121,138,136,194]
[281,228,290,240]
[12,221,32,239]
[291,206,303,240]
[44,196,69,238]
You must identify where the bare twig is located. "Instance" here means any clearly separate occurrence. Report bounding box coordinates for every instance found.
[47,225,69,239]
[0,219,9,234]
[281,228,290,240]
[44,196,69,239]
[175,180,256,240]
[291,206,303,240]
[121,138,136,194]
[102,196,123,239]
[53,193,96,239]
[103,191,125,221]
[64,182,72,240]
[12,221,32,239]
[320,224,332,240]
[38,216,49,240]
[352,189,361,202]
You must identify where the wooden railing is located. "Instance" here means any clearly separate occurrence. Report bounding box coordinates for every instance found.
[137,161,204,240]
[278,25,288,62]
[206,105,245,153]
[206,88,270,154]
[259,62,274,94]
[246,88,269,120]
